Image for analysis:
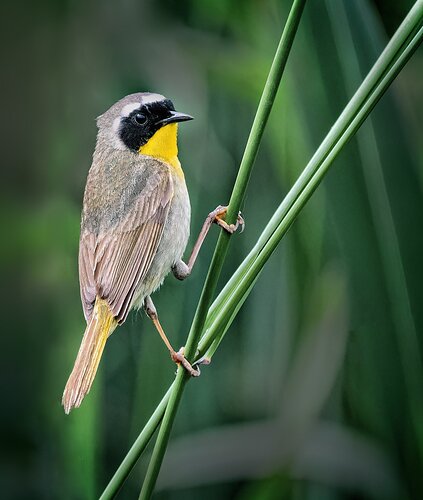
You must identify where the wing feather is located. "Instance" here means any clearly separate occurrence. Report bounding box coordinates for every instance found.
[79,161,173,323]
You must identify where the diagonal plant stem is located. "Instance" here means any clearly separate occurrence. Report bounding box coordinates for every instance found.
[199,21,423,362]
[328,0,423,463]
[138,1,308,498]
[99,386,173,500]
[100,3,422,499]
[196,0,423,358]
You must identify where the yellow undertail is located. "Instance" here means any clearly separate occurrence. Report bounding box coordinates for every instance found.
[62,298,117,414]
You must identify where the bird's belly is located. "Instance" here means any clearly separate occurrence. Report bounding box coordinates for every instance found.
[133,176,191,308]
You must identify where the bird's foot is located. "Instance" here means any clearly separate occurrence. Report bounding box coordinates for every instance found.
[210,205,245,234]
[171,348,200,377]
[171,348,212,377]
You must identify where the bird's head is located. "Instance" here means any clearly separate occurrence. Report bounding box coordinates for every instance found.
[96,92,193,155]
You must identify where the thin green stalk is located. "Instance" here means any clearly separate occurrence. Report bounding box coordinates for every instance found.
[138,2,307,498]
[99,386,173,500]
[197,0,423,356]
[328,0,423,462]
[200,22,423,360]
[100,3,422,498]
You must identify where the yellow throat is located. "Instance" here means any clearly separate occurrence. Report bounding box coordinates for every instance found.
[139,123,184,177]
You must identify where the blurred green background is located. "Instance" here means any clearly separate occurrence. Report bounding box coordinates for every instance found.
[1,0,422,499]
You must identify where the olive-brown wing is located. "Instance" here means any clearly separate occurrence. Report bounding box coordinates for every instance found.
[79,166,173,323]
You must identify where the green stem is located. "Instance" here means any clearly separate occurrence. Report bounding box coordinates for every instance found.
[196,0,423,357]
[138,2,307,498]
[200,21,423,360]
[99,386,173,500]
[99,3,422,498]
[328,0,423,463]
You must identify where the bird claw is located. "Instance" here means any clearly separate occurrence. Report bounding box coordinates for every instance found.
[171,348,212,377]
[192,354,211,376]
[171,348,201,377]
[211,205,245,234]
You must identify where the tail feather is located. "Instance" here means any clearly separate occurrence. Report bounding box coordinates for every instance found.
[62,298,117,414]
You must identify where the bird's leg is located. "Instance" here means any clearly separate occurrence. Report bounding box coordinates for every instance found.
[143,295,200,377]
[172,205,244,280]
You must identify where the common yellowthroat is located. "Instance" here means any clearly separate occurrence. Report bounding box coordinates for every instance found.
[62,92,242,414]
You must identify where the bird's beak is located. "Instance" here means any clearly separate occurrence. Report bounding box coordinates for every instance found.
[157,111,194,126]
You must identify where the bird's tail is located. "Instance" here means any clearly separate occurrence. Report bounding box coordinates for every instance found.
[62,298,117,414]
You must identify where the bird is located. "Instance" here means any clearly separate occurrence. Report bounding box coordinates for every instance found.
[62,92,243,414]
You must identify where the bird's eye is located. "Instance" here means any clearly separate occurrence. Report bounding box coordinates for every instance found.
[133,113,147,125]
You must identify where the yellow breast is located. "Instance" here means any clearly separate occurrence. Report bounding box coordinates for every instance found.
[139,123,184,178]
